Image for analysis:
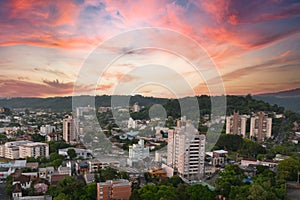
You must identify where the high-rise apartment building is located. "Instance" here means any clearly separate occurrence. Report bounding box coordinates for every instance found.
[250,112,272,141]
[167,124,205,181]
[63,115,78,144]
[97,180,131,200]
[226,112,247,137]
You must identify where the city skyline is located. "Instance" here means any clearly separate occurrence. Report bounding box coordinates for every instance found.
[0,0,300,98]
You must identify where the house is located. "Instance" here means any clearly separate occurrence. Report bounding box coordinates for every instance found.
[38,167,54,179]
[12,183,22,199]
[76,161,89,174]
[241,159,258,167]
[50,174,69,185]
[84,173,95,184]
[26,162,39,170]
[13,175,32,189]
[58,166,71,176]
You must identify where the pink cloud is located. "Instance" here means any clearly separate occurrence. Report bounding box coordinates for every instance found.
[0,79,92,97]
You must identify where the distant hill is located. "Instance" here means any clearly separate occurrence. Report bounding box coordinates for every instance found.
[257,88,300,97]
[0,94,293,115]
[253,95,300,113]
[254,88,300,113]
[0,95,169,111]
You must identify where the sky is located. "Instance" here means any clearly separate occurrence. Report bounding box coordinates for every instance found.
[0,0,300,98]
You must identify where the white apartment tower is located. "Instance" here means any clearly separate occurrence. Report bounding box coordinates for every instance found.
[226,112,247,137]
[167,125,205,181]
[63,115,78,144]
[250,112,272,142]
[127,139,149,167]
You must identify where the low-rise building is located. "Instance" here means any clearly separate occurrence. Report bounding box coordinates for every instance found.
[58,166,71,176]
[38,167,54,179]
[58,148,92,159]
[45,132,61,142]
[13,175,32,189]
[88,159,120,173]
[19,142,49,158]
[97,179,131,200]
[0,141,49,159]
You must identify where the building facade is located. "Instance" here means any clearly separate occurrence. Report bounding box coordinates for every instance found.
[19,142,49,158]
[167,125,205,181]
[97,180,131,200]
[88,160,120,173]
[250,112,272,141]
[127,139,149,167]
[40,125,56,136]
[226,112,247,137]
[45,132,62,142]
[63,115,78,144]
[0,141,49,159]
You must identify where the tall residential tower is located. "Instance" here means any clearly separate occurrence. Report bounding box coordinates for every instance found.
[167,124,205,181]
[63,115,78,144]
[250,112,272,141]
[226,112,247,137]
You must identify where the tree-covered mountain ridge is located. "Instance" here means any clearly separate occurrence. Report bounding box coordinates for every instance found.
[0,95,289,116]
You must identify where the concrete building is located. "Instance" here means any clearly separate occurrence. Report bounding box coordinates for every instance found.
[58,147,92,159]
[45,132,62,142]
[97,180,131,200]
[40,125,56,136]
[226,112,247,137]
[132,103,140,113]
[63,115,78,144]
[127,139,149,167]
[38,167,54,179]
[0,141,49,159]
[167,124,205,181]
[250,112,272,141]
[2,141,28,159]
[88,159,120,173]
[19,142,49,158]
[127,117,137,129]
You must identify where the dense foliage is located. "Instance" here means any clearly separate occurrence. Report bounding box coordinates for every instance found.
[47,176,97,200]
[215,165,286,199]
[131,176,216,200]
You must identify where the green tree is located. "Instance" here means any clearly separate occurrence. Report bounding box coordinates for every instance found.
[183,184,215,200]
[53,159,63,168]
[5,175,13,197]
[54,193,69,200]
[277,156,300,181]
[67,149,77,160]
[138,185,178,200]
[215,165,244,197]
[215,134,243,151]
[50,152,63,162]
[83,182,97,200]
[47,176,86,199]
[119,170,129,180]
[100,167,118,181]
[229,185,250,200]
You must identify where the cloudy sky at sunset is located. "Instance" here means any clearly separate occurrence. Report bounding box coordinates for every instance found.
[0,0,300,98]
